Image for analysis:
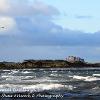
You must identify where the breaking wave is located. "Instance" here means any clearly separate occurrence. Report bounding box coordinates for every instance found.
[0,68,100,98]
[73,75,100,81]
[0,83,74,93]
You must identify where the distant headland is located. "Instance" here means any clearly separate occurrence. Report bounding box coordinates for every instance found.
[0,56,100,69]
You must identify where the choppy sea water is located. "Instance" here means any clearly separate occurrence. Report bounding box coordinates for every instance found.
[0,68,100,100]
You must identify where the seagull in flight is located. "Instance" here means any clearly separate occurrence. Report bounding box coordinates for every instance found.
[0,27,5,29]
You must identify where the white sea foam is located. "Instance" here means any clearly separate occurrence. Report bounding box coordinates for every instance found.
[73,75,100,82]
[50,73,61,77]
[1,75,60,83]
[23,76,33,79]
[1,75,30,81]
[0,84,74,92]
[2,75,17,78]
[3,70,10,71]
[52,71,57,73]
[23,84,64,91]
[12,70,19,73]
[33,77,59,83]
[93,74,100,77]
[22,71,31,74]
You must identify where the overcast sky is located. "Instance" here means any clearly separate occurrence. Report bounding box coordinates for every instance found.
[0,0,100,62]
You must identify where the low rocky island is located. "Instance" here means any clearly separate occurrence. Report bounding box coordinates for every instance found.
[0,56,100,69]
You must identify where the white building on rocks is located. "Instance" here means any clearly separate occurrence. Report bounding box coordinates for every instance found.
[66,56,84,63]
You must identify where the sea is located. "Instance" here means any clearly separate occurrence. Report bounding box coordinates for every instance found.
[0,68,100,100]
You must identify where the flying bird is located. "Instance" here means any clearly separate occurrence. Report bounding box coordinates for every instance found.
[0,27,5,29]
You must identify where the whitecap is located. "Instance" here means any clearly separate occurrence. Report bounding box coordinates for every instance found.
[33,77,56,83]
[50,73,58,77]
[23,84,63,91]
[93,74,100,77]
[51,71,57,73]
[86,77,100,82]
[73,75,87,80]
[0,84,74,92]
[11,70,19,73]
[73,75,100,82]
[24,76,33,79]
[2,70,10,71]
[21,71,31,74]
[23,84,74,92]
[1,75,23,81]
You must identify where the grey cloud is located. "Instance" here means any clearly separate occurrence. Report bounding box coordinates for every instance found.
[0,0,59,18]
[14,16,100,46]
[0,15,100,47]
[0,0,99,47]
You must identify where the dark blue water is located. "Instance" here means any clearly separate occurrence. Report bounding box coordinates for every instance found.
[0,68,100,100]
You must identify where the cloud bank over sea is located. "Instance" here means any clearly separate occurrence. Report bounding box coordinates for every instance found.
[0,0,100,62]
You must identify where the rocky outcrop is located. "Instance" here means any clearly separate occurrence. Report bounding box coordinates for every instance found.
[0,60,99,69]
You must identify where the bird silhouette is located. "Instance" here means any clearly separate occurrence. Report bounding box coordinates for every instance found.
[0,27,5,29]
